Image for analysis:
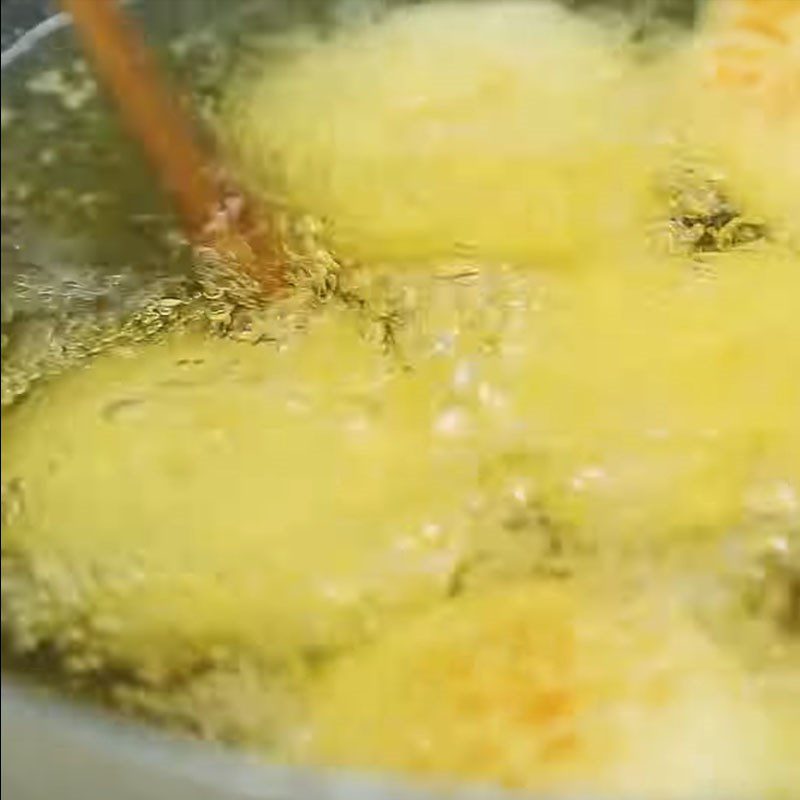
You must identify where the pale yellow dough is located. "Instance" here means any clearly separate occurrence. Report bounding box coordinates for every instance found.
[1,316,476,681]
[228,1,667,266]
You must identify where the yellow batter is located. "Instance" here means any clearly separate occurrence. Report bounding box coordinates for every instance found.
[227,1,668,266]
[2,315,477,682]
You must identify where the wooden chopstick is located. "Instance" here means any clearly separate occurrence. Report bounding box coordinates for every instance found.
[62,0,284,292]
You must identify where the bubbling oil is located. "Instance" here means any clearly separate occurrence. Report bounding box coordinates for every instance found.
[2,1,799,797]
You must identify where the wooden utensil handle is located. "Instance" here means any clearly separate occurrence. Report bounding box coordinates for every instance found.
[62,0,285,293]
[63,0,223,234]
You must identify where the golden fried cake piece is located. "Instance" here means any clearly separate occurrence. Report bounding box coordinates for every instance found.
[299,580,770,798]
[702,0,800,111]
[682,0,800,238]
